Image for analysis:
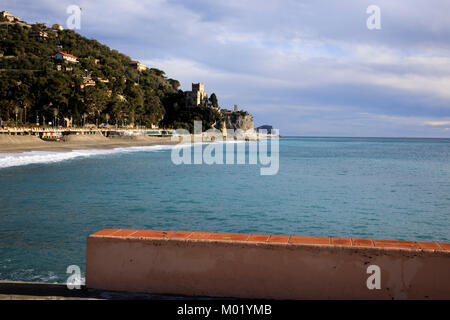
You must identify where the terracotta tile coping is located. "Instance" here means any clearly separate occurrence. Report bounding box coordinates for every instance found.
[89,229,450,252]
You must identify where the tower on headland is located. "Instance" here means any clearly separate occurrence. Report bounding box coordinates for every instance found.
[185,83,208,107]
[192,83,204,93]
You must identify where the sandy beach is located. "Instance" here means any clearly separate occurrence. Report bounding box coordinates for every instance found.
[0,133,180,154]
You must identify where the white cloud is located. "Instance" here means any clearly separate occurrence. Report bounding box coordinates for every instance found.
[424,121,450,126]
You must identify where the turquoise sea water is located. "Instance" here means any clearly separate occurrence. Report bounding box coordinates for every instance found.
[0,137,450,283]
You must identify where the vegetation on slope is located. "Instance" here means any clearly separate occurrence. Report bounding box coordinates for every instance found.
[0,20,224,131]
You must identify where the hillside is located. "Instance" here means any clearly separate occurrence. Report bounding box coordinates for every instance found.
[0,16,234,131]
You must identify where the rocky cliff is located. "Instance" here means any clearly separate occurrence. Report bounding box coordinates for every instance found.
[221,111,254,131]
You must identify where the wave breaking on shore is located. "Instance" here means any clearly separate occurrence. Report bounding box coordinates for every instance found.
[0,144,180,169]
[0,141,245,169]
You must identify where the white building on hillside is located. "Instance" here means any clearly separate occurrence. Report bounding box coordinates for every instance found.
[130,61,147,72]
[55,52,78,63]
[52,24,64,31]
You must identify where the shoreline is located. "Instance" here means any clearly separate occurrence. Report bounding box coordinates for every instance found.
[0,135,179,154]
[0,132,268,155]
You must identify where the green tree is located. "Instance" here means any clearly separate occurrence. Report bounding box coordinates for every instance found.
[168,79,180,91]
[209,93,219,108]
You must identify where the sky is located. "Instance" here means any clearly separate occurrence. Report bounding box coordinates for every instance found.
[3,0,450,137]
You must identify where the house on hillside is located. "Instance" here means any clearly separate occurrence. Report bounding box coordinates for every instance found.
[55,52,78,63]
[1,11,20,22]
[117,94,127,102]
[82,77,96,87]
[94,76,109,83]
[52,24,64,31]
[130,61,147,72]
[29,30,49,39]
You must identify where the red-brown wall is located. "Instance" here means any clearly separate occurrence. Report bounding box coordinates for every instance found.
[86,229,450,299]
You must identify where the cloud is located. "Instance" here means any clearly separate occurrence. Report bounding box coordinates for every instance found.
[424,121,450,126]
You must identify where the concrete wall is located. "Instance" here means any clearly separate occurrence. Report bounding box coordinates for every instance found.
[86,229,450,300]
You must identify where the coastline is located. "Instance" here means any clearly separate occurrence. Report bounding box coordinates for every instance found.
[0,130,270,154]
[0,131,269,169]
[0,135,180,154]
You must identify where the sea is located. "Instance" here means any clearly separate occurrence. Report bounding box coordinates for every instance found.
[0,137,449,283]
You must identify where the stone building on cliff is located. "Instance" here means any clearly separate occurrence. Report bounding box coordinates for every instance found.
[185,83,208,107]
